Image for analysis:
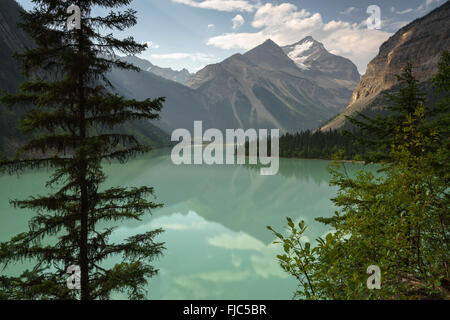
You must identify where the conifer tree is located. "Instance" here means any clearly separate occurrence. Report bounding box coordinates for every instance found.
[0,0,165,300]
[270,56,449,299]
[343,63,430,163]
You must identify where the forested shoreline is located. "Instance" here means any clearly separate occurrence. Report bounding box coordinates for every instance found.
[278,129,366,160]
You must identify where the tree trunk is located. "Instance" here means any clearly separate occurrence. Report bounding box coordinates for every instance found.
[77,19,89,300]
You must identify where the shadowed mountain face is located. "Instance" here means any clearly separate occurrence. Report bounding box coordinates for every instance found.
[185,38,359,132]
[321,1,450,131]
[0,0,170,154]
[0,0,33,91]
[107,66,213,132]
[0,0,34,154]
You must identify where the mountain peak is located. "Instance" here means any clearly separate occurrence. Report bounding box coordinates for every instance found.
[262,38,277,45]
[299,36,315,43]
[281,38,319,70]
[281,36,360,81]
[120,56,192,84]
[253,38,282,52]
[122,55,154,70]
[243,38,299,71]
[288,36,324,50]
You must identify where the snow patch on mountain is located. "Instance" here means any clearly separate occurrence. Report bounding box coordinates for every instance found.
[287,41,313,70]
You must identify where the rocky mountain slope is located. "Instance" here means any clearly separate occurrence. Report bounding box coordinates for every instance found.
[107,66,213,132]
[186,38,359,132]
[0,0,34,154]
[0,0,170,154]
[0,0,33,90]
[321,1,450,131]
[121,55,192,84]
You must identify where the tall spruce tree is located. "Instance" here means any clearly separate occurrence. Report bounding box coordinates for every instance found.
[0,0,165,300]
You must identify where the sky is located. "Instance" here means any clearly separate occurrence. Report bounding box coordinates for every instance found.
[15,0,447,74]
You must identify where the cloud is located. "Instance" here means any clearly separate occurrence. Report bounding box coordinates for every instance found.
[150,52,216,63]
[383,20,411,33]
[231,254,243,267]
[207,3,391,74]
[208,233,265,251]
[149,212,210,230]
[232,14,245,29]
[208,23,215,28]
[171,0,257,12]
[141,41,160,49]
[425,0,442,6]
[340,7,358,15]
[187,269,251,282]
[396,8,414,14]
[417,0,442,11]
[394,0,443,14]
[251,3,312,29]
[207,232,287,279]
[207,32,264,50]
[150,223,188,230]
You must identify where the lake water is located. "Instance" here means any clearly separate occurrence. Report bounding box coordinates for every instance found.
[0,149,369,299]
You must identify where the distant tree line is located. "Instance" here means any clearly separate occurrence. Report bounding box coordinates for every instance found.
[244,129,368,161]
[278,129,366,160]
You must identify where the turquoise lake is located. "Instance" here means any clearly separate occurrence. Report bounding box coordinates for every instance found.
[0,149,370,299]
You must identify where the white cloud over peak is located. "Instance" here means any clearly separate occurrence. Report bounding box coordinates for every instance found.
[171,0,258,12]
[207,32,263,50]
[207,3,392,74]
[232,14,245,29]
[251,3,312,29]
